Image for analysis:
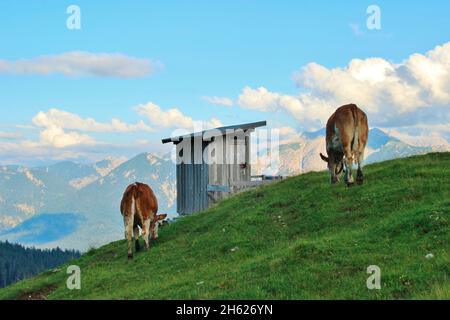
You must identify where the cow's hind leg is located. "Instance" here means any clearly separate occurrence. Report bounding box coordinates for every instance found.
[124,215,134,259]
[344,156,354,186]
[356,166,363,185]
[356,150,365,185]
[134,226,141,252]
[343,150,354,187]
[142,218,151,250]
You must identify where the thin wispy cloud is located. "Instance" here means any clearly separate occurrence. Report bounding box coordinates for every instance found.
[0,51,160,78]
[349,22,364,36]
[202,96,234,107]
[0,132,22,140]
[0,138,159,166]
[381,127,449,147]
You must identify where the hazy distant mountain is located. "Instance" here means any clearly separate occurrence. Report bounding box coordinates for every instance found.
[366,128,399,149]
[301,128,326,140]
[0,156,126,231]
[365,141,432,163]
[364,128,437,163]
[0,153,176,251]
[0,213,85,245]
[74,152,176,229]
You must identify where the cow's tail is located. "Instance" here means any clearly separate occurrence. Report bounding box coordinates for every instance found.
[351,106,359,152]
[354,124,359,152]
[130,193,136,220]
[121,183,138,218]
[130,183,141,219]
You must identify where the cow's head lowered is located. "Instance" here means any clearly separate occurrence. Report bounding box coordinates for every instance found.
[151,214,168,240]
[320,152,344,184]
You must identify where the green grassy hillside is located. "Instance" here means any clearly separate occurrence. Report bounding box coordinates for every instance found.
[1,153,449,300]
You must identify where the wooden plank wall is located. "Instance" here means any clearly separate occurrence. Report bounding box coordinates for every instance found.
[176,131,254,215]
[207,131,252,203]
[176,138,210,215]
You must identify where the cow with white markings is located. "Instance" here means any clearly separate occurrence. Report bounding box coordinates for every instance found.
[120,182,167,259]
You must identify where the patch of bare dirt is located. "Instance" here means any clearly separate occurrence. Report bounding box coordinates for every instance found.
[17,284,57,300]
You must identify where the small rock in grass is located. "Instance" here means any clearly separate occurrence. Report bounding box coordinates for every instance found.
[425,253,434,259]
[230,246,240,252]
[196,281,205,286]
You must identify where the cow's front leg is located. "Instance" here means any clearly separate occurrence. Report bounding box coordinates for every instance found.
[134,226,141,252]
[142,218,151,250]
[343,153,354,186]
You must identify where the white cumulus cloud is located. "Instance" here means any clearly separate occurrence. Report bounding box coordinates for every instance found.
[32,108,153,133]
[38,125,96,148]
[238,86,334,130]
[136,102,223,131]
[29,108,154,149]
[293,42,450,125]
[238,42,450,131]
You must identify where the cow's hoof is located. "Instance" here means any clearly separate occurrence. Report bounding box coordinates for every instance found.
[346,182,355,187]
[135,241,141,252]
[356,171,364,185]
[128,254,133,260]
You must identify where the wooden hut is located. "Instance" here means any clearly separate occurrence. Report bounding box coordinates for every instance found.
[162,121,267,215]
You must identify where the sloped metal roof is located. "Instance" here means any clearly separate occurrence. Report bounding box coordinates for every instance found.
[162,120,267,144]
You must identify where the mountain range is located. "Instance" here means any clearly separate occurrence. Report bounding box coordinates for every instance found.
[0,128,448,251]
[0,153,176,251]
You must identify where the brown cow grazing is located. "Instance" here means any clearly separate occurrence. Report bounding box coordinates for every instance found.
[120,182,167,259]
[320,104,369,186]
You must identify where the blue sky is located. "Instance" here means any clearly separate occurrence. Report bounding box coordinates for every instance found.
[0,1,449,165]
